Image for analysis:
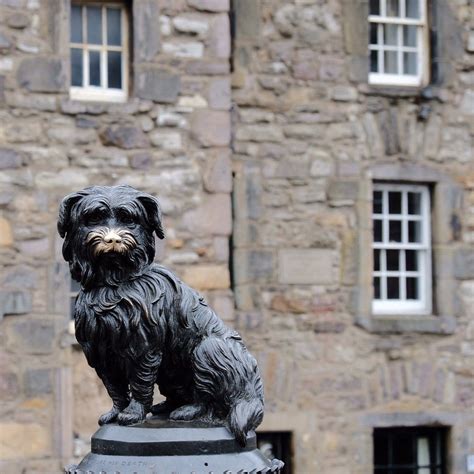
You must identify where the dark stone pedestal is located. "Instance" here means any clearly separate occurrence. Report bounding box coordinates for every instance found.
[66,416,283,474]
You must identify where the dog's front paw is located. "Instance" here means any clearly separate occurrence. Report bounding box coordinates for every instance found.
[117,400,146,426]
[170,403,205,421]
[98,406,122,425]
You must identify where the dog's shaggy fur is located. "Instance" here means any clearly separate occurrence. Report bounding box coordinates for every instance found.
[58,185,264,446]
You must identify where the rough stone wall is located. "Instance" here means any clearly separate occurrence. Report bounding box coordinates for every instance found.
[0,0,233,472]
[0,0,472,473]
[231,0,473,473]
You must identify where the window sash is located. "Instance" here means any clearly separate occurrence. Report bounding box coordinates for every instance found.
[70,2,128,102]
[368,0,428,86]
[372,184,431,315]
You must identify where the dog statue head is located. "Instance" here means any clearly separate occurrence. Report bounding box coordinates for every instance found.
[58,185,164,287]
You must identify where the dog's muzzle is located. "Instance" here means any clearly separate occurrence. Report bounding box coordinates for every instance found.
[86,228,137,256]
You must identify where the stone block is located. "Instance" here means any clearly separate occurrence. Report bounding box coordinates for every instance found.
[187,0,229,12]
[191,110,230,147]
[327,179,359,205]
[233,249,274,285]
[162,41,204,58]
[207,77,231,110]
[16,57,66,92]
[210,14,230,58]
[235,125,283,142]
[134,70,181,103]
[0,422,51,459]
[454,248,474,279]
[23,368,53,397]
[0,217,13,247]
[149,130,182,150]
[0,32,11,50]
[133,0,160,62]
[234,0,260,39]
[331,85,358,102]
[7,12,29,28]
[35,169,88,189]
[129,152,152,170]
[0,148,23,169]
[185,60,230,75]
[0,291,32,319]
[278,249,335,285]
[7,319,55,354]
[100,126,150,149]
[173,15,209,36]
[203,149,232,193]
[181,265,230,290]
[0,372,19,400]
[342,0,369,55]
[182,193,232,236]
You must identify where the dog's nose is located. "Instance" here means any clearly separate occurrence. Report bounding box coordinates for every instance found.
[103,232,122,244]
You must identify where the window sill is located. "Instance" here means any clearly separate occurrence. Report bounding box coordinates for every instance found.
[356,314,456,334]
[359,82,429,98]
[70,87,128,103]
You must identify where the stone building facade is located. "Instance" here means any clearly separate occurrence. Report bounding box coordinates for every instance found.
[0,0,472,473]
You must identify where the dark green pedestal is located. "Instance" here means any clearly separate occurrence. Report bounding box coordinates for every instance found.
[66,416,283,473]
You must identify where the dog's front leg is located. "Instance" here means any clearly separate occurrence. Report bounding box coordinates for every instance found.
[97,368,130,425]
[117,351,161,426]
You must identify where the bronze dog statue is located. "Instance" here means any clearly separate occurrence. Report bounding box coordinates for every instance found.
[58,185,264,446]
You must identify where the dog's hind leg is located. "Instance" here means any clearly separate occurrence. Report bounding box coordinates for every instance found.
[169,403,207,421]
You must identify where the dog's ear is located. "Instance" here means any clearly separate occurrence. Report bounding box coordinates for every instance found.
[58,191,84,238]
[137,194,165,239]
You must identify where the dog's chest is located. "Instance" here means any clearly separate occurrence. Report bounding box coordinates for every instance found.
[75,275,166,352]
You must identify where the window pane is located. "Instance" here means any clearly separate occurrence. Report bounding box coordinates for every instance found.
[393,433,415,464]
[405,250,418,271]
[374,249,381,271]
[374,277,381,299]
[87,6,102,45]
[71,5,82,43]
[384,51,398,74]
[374,219,383,242]
[386,250,400,271]
[406,0,420,18]
[371,50,379,72]
[107,8,121,46]
[403,52,417,75]
[408,192,422,214]
[406,277,418,299]
[384,24,398,46]
[370,0,380,15]
[373,191,383,214]
[89,50,101,86]
[387,277,399,299]
[387,0,400,16]
[374,432,388,464]
[388,191,402,214]
[107,51,122,89]
[408,220,422,243]
[403,25,417,47]
[70,48,83,86]
[389,220,402,242]
[370,23,378,45]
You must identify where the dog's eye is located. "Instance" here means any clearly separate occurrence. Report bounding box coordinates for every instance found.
[85,213,103,225]
[120,214,136,225]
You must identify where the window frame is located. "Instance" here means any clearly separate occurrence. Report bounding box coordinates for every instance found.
[372,183,432,316]
[69,1,129,103]
[373,426,448,473]
[368,0,430,87]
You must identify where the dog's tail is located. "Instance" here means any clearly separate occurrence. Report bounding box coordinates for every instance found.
[228,397,264,447]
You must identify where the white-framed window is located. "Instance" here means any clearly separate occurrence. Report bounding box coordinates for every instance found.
[372,183,432,315]
[70,2,128,102]
[369,0,429,87]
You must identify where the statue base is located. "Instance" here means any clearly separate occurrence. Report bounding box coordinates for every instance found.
[66,415,283,474]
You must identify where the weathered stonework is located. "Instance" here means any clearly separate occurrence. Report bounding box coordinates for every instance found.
[0,0,472,473]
